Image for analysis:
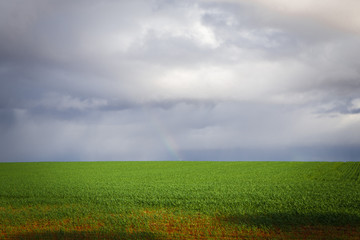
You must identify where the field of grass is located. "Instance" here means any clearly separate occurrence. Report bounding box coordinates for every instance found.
[0,161,360,239]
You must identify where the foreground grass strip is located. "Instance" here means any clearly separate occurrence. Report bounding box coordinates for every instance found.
[2,208,360,239]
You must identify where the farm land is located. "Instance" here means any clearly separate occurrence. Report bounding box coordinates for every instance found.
[0,161,360,239]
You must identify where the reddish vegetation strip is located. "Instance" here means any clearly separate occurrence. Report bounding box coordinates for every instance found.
[127,210,360,240]
[1,208,360,239]
[1,218,103,238]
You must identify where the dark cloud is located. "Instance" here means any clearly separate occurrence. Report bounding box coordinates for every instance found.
[182,145,360,162]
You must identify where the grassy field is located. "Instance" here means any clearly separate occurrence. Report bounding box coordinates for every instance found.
[0,161,360,239]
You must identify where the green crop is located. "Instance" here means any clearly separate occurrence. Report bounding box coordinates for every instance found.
[0,161,359,239]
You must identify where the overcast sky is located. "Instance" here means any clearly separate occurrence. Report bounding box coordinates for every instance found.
[1,0,360,162]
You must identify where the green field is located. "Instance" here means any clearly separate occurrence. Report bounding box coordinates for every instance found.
[1,161,360,239]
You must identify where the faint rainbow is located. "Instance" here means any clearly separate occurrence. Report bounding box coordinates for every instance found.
[145,109,183,161]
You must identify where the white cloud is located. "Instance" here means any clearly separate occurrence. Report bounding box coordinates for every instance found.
[208,0,360,33]
[349,99,360,111]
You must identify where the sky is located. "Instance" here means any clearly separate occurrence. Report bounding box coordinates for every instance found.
[1,0,360,162]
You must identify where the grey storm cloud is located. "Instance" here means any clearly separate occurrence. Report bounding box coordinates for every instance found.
[0,0,360,162]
